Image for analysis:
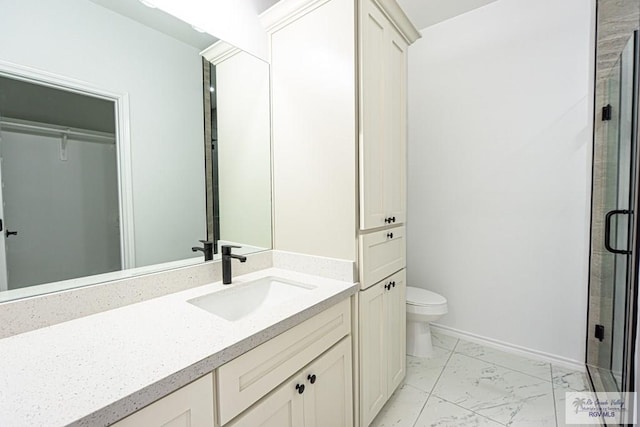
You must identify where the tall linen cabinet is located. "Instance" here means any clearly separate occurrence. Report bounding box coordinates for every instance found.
[263,0,420,425]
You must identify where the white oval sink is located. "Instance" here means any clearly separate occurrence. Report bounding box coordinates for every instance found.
[188,276,316,321]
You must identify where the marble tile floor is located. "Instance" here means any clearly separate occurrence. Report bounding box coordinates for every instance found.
[371,332,597,427]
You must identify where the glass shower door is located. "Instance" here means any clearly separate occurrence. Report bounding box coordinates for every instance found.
[589,32,638,397]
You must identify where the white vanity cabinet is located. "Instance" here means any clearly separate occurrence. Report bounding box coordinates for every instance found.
[110,298,353,427]
[227,337,353,427]
[359,269,406,425]
[215,299,351,425]
[112,373,215,427]
[359,0,409,231]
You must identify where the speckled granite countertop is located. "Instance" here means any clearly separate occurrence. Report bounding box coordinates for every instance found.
[0,268,358,427]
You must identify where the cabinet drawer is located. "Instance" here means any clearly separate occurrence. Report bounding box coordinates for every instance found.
[216,299,351,425]
[359,225,405,289]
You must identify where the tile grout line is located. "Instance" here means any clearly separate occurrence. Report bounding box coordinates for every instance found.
[434,342,558,427]
[429,394,510,427]
[410,338,460,427]
[432,336,507,425]
[452,345,559,385]
[550,364,560,427]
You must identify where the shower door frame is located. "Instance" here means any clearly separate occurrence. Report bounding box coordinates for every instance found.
[622,30,640,397]
[586,30,640,406]
[0,60,136,273]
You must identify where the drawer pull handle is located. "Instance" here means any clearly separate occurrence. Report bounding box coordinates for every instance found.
[387,233,393,239]
[384,217,397,224]
[296,384,305,394]
[307,374,317,384]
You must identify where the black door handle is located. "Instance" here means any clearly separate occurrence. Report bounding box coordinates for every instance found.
[295,384,305,394]
[5,230,17,238]
[604,209,631,254]
[307,374,316,384]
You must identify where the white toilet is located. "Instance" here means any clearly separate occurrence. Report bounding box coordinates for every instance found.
[406,286,448,358]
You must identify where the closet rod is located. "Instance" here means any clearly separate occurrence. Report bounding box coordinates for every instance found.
[0,118,115,144]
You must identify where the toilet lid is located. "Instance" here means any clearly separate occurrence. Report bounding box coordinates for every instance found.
[406,287,447,307]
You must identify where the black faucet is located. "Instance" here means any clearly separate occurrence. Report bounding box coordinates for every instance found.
[192,240,214,261]
[222,245,247,284]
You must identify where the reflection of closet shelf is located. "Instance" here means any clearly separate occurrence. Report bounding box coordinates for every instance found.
[0,117,115,144]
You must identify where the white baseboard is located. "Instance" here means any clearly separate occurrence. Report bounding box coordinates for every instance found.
[431,323,586,372]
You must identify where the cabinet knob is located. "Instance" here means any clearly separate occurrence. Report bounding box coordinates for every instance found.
[392,281,396,288]
[296,384,305,394]
[307,374,317,384]
[384,217,391,224]
[391,216,396,223]
[387,233,393,239]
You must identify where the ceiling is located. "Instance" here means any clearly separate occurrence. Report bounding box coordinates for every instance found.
[254,0,281,13]
[89,0,217,50]
[396,0,499,30]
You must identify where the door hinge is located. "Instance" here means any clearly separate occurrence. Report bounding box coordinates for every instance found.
[602,104,612,121]
[595,324,605,342]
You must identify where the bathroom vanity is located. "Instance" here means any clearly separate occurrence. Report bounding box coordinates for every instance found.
[0,0,419,426]
[0,265,357,426]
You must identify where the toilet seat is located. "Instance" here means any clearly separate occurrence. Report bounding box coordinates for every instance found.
[406,286,446,307]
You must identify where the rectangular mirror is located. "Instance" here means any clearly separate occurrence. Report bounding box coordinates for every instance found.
[0,0,273,302]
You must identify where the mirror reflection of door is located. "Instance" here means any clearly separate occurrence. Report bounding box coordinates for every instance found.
[0,75,121,290]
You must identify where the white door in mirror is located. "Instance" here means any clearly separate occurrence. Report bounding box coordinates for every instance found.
[0,150,8,292]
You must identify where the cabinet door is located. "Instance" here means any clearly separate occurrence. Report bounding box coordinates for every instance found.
[303,338,353,427]
[384,27,408,225]
[359,282,387,426]
[360,0,387,230]
[385,269,406,395]
[360,0,408,230]
[227,375,305,427]
[112,374,214,427]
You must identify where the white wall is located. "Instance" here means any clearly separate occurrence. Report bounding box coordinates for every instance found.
[0,0,206,268]
[216,51,271,249]
[270,0,357,261]
[1,132,120,288]
[407,0,594,362]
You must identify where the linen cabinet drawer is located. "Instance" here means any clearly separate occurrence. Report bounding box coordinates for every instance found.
[359,225,405,289]
[216,299,351,425]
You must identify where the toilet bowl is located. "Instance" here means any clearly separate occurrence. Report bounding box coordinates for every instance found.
[406,286,448,358]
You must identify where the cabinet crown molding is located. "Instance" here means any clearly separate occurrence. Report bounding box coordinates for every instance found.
[201,41,242,65]
[260,0,332,33]
[260,0,421,44]
[370,0,421,44]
